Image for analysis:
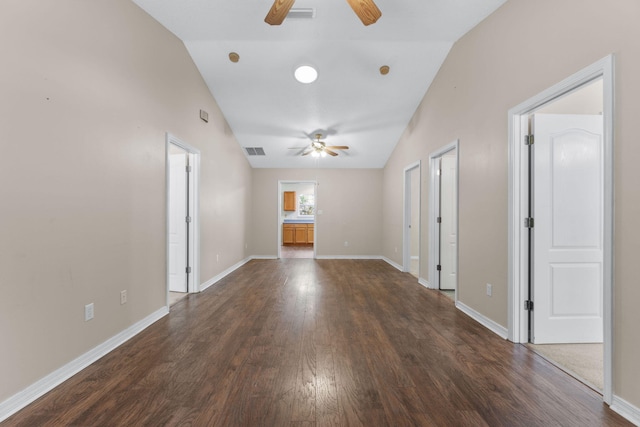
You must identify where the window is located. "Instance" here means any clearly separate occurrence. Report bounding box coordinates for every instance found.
[298,194,315,216]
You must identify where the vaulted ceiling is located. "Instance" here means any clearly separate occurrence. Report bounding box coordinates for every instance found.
[132,0,507,168]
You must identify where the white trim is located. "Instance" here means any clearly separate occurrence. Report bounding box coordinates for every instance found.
[456,301,509,339]
[611,396,640,426]
[403,161,421,273]
[166,133,201,304]
[428,141,459,293]
[381,256,403,271]
[417,278,430,289]
[0,307,168,423]
[250,255,279,260]
[507,55,614,404]
[199,257,253,292]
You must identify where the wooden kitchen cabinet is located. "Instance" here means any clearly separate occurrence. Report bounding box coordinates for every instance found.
[283,224,294,244]
[307,225,314,243]
[282,223,314,245]
[283,191,296,211]
[294,224,307,243]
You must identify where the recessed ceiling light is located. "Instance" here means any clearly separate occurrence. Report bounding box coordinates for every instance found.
[229,52,240,63]
[294,65,318,84]
[380,65,390,75]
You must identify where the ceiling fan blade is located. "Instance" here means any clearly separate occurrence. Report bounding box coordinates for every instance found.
[265,0,296,25]
[288,147,308,155]
[324,149,339,156]
[301,148,313,156]
[345,0,382,26]
[326,146,349,150]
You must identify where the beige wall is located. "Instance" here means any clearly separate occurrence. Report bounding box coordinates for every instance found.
[0,0,251,403]
[252,169,383,257]
[383,0,640,407]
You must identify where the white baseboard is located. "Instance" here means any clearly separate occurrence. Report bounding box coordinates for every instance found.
[250,255,278,260]
[381,256,403,271]
[200,257,253,292]
[611,395,640,426]
[0,306,169,423]
[456,301,509,339]
[418,278,431,289]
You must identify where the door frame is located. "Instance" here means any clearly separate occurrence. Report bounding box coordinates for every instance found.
[277,180,318,259]
[428,140,459,294]
[166,133,201,302]
[403,161,421,274]
[507,55,614,403]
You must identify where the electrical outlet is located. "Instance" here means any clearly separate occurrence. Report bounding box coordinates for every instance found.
[85,303,94,321]
[395,247,398,253]
[216,254,219,262]
[120,290,127,305]
[486,283,493,297]
[344,241,349,247]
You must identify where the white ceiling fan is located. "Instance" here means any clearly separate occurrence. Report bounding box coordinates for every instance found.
[290,133,350,157]
[265,0,381,26]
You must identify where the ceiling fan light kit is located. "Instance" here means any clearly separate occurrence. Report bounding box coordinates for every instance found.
[297,133,349,158]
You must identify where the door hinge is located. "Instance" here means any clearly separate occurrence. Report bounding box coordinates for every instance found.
[524,300,534,311]
[437,217,442,224]
[436,264,442,271]
[525,134,534,145]
[186,216,192,223]
[524,217,534,228]
[186,165,192,173]
[186,266,192,274]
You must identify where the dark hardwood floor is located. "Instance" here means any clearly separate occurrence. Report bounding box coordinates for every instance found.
[3,259,631,426]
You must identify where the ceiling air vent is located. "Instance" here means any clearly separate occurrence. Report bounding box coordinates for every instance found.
[245,147,266,156]
[287,8,316,19]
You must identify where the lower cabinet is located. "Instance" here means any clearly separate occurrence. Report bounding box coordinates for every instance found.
[283,223,314,245]
[283,225,295,244]
[307,226,314,244]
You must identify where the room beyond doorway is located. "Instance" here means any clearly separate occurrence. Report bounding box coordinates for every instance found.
[278,180,317,259]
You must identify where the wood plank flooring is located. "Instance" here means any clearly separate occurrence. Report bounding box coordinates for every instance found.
[3,259,631,426]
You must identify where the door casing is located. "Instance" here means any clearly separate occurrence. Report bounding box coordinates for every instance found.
[507,55,614,403]
[403,161,421,274]
[428,140,459,296]
[166,133,201,302]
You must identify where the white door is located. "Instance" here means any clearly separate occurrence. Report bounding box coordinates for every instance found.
[169,151,188,292]
[532,114,603,344]
[439,154,457,290]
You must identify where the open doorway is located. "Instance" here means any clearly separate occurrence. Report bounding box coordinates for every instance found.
[278,181,317,259]
[527,79,604,391]
[403,162,421,277]
[508,56,613,403]
[428,141,459,301]
[166,134,200,307]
